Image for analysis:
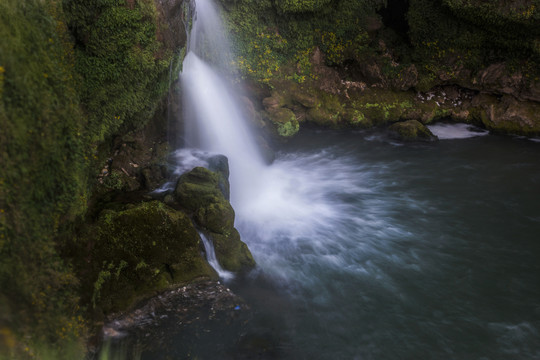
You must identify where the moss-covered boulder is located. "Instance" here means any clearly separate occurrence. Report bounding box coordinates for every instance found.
[175,167,227,209]
[79,201,215,314]
[207,229,255,272]
[175,167,255,272]
[388,120,438,142]
[265,107,300,138]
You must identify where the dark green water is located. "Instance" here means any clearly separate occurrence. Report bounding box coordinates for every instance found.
[110,128,540,359]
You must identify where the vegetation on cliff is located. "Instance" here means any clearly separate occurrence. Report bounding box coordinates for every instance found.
[221,0,539,137]
[1,0,181,356]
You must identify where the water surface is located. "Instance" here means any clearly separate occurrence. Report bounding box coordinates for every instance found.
[140,129,540,359]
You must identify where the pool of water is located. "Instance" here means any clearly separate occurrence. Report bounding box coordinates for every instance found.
[116,128,540,359]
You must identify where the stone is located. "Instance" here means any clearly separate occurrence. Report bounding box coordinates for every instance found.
[174,167,255,272]
[79,201,216,314]
[206,229,256,272]
[388,120,438,142]
[266,107,300,138]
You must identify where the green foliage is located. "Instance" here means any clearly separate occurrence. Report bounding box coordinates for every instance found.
[63,0,173,143]
[408,0,540,82]
[232,31,288,84]
[1,0,178,356]
[0,0,87,352]
[224,0,384,83]
[275,0,333,13]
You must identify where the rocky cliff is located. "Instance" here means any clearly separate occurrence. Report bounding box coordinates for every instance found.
[220,0,539,140]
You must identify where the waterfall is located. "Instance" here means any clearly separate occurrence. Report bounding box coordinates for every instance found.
[182,0,265,210]
[181,0,269,279]
[180,0,350,285]
[180,0,369,290]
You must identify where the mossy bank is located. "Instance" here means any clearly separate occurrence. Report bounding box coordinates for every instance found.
[220,0,540,140]
[0,0,189,357]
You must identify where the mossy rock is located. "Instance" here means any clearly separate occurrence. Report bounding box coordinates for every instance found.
[472,94,540,136]
[289,86,319,108]
[349,89,416,125]
[388,120,438,142]
[195,201,235,235]
[174,167,224,210]
[207,229,256,272]
[174,167,256,272]
[81,201,215,314]
[266,107,300,138]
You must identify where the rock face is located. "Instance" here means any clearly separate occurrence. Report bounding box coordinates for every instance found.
[175,167,256,272]
[220,0,539,139]
[79,201,216,315]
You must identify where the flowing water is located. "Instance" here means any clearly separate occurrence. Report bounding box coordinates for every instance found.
[107,0,540,358]
[231,129,540,359]
[137,128,540,359]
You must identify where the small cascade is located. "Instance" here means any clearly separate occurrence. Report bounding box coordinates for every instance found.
[199,232,234,281]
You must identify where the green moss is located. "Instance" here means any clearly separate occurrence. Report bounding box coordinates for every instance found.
[267,108,300,137]
[63,0,173,143]
[349,89,415,125]
[174,167,255,272]
[208,229,256,272]
[349,110,373,128]
[76,201,215,314]
[175,167,224,210]
[195,201,235,235]
[277,119,301,137]
[224,0,385,83]
[408,0,540,80]
[1,0,180,354]
[0,0,87,351]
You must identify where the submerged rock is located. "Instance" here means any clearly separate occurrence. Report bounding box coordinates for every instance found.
[98,280,251,358]
[175,167,255,272]
[388,120,438,142]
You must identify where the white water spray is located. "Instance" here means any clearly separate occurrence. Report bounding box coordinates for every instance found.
[180,0,372,288]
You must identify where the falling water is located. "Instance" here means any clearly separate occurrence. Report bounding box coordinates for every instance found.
[181,0,265,210]
[199,233,234,281]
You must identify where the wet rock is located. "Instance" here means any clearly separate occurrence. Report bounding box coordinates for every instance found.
[388,120,438,142]
[99,280,251,357]
[141,164,167,190]
[174,167,255,272]
[206,229,255,272]
[207,154,230,200]
[265,107,300,138]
